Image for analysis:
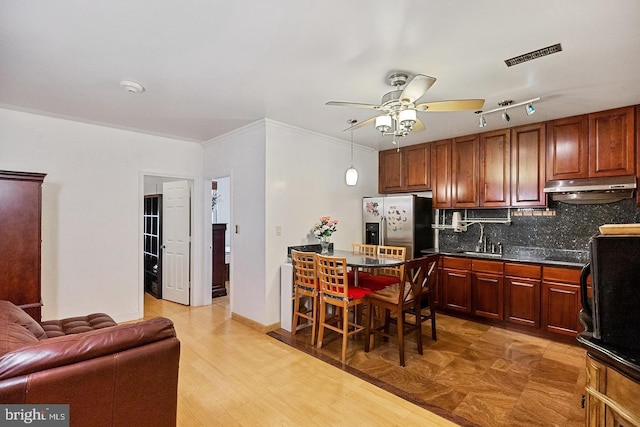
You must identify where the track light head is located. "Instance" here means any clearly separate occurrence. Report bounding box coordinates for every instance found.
[502,111,510,123]
[478,116,487,128]
[526,103,536,115]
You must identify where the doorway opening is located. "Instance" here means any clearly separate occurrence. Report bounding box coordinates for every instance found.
[142,175,193,310]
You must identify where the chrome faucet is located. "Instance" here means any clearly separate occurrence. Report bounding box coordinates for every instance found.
[475,223,485,252]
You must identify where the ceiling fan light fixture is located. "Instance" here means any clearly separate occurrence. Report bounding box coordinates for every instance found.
[399,109,417,129]
[375,115,392,134]
[326,72,486,147]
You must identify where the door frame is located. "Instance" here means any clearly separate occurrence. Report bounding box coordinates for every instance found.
[139,171,210,318]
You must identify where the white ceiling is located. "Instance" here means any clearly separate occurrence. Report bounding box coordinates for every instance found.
[2,1,640,150]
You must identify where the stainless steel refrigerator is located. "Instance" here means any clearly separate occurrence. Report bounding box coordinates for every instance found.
[362,195,433,259]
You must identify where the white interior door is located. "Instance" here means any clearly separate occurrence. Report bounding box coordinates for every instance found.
[162,180,191,305]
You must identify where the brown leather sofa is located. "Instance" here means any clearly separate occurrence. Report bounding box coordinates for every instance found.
[0,300,180,427]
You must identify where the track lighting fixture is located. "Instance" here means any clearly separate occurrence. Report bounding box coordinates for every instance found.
[474,97,540,127]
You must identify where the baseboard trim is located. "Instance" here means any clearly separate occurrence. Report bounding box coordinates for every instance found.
[231,312,280,333]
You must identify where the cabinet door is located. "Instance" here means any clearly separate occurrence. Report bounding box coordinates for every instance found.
[637,106,640,206]
[472,272,504,320]
[480,129,510,207]
[505,276,541,328]
[443,268,472,313]
[541,280,581,336]
[405,143,431,190]
[431,139,452,208]
[452,134,479,207]
[589,106,635,177]
[547,115,589,180]
[379,149,404,193]
[511,123,547,207]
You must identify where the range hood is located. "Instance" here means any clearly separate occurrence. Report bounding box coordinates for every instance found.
[543,175,636,204]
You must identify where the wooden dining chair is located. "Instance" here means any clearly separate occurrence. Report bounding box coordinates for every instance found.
[291,250,319,345]
[359,245,406,291]
[315,254,372,363]
[364,254,439,366]
[347,243,377,285]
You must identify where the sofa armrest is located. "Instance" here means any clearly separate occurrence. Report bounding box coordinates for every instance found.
[0,317,176,380]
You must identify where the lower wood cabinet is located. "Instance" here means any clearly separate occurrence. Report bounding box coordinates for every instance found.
[440,256,589,342]
[541,266,583,336]
[585,353,640,427]
[442,257,472,313]
[471,259,504,320]
[504,263,541,328]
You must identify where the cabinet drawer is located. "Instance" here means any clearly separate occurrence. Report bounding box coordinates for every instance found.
[505,262,541,279]
[472,259,504,274]
[543,266,581,283]
[443,256,472,270]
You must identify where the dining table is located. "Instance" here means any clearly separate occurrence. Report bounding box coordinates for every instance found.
[324,249,405,286]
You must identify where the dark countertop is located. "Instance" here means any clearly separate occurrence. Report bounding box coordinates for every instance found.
[577,332,640,382]
[423,246,589,268]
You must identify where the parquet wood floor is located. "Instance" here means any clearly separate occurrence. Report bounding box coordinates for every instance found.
[270,312,587,427]
[143,293,459,426]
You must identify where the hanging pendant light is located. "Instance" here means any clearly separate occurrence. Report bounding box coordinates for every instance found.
[345,119,359,186]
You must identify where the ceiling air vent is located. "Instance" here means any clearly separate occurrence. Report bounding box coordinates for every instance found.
[505,43,562,67]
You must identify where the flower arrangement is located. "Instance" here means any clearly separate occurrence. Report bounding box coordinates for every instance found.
[311,215,338,240]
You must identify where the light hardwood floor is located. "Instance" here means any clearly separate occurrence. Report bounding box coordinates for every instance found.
[143,293,458,426]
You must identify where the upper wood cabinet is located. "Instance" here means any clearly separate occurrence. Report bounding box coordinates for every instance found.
[405,143,431,190]
[378,148,403,193]
[431,139,452,208]
[547,115,589,180]
[547,107,635,180]
[589,106,635,177]
[452,134,479,207]
[511,123,547,207]
[378,142,431,193]
[480,129,511,207]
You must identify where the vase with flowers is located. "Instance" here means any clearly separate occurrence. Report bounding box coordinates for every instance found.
[311,215,338,254]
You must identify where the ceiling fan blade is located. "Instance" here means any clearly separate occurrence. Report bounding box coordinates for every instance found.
[415,99,485,112]
[343,116,376,131]
[399,74,436,103]
[413,118,425,132]
[326,101,381,110]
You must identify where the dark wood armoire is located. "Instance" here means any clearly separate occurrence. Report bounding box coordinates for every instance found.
[0,170,46,321]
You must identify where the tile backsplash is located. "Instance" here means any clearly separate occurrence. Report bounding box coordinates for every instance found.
[437,199,640,254]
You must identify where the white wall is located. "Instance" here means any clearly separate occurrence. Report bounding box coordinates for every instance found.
[0,108,204,322]
[203,119,378,327]
[203,121,267,323]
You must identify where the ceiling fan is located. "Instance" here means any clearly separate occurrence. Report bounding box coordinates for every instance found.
[326,72,484,143]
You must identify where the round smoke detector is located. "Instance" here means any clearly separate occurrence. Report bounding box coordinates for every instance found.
[120,80,145,94]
